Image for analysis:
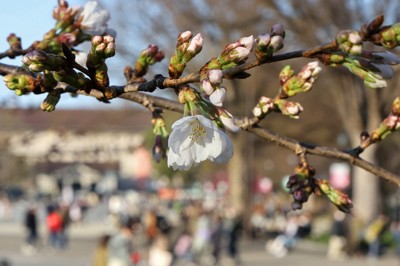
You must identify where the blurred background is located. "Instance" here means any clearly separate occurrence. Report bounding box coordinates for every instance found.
[0,0,399,265]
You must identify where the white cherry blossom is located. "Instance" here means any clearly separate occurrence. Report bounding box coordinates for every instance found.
[79,1,110,35]
[167,115,233,170]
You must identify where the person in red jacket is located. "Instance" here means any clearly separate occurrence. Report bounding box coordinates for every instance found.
[46,205,63,249]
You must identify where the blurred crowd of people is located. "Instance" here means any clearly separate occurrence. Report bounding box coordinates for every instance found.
[5,188,400,265]
[249,193,400,262]
[92,200,244,266]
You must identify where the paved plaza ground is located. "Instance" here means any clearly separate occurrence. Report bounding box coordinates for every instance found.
[0,222,398,266]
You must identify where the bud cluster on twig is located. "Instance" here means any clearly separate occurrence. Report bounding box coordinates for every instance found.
[168,31,203,79]
[359,97,400,149]
[286,162,353,213]
[255,23,285,62]
[252,62,321,120]
[134,44,165,78]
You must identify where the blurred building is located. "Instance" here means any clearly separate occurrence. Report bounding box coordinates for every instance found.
[0,108,153,197]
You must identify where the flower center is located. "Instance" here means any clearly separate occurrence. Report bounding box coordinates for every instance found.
[189,119,206,143]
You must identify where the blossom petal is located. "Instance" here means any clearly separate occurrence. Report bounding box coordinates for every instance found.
[212,132,234,163]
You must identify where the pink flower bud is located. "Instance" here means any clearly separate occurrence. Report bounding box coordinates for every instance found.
[103,35,114,44]
[58,33,76,46]
[91,35,103,46]
[231,46,251,62]
[348,32,362,44]
[208,69,223,85]
[178,31,192,44]
[271,23,285,37]
[187,33,203,54]
[252,106,262,117]
[200,79,214,95]
[239,35,254,51]
[256,34,271,47]
[223,41,241,53]
[383,115,398,129]
[270,35,284,51]
[285,102,303,116]
[209,87,227,107]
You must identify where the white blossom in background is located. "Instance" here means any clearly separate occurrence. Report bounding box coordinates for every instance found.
[167,115,233,170]
[79,1,110,35]
[74,51,88,67]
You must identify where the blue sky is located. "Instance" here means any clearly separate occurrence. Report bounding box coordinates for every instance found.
[0,0,129,109]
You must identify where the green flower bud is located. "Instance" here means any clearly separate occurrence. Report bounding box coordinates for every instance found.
[3,74,37,93]
[279,65,295,85]
[41,91,61,112]
[315,179,353,213]
[7,33,22,51]
[392,97,400,115]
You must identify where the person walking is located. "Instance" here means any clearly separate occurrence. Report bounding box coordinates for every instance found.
[107,215,140,266]
[92,234,111,266]
[46,205,63,250]
[21,206,39,255]
[327,211,348,261]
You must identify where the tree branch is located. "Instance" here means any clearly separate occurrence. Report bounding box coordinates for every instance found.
[116,90,400,186]
[1,42,399,187]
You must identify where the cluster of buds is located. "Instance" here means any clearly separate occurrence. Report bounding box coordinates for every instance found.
[36,1,111,55]
[200,60,227,107]
[7,33,22,55]
[168,31,203,79]
[3,74,38,96]
[280,61,322,98]
[321,51,399,90]
[314,179,353,213]
[336,30,363,55]
[286,163,315,210]
[151,110,169,163]
[373,23,400,49]
[86,35,115,87]
[22,49,66,72]
[286,163,353,213]
[274,99,304,119]
[40,90,61,112]
[134,44,165,77]
[53,0,80,33]
[217,35,254,69]
[368,97,400,142]
[252,97,303,119]
[252,96,274,117]
[342,57,387,89]
[255,23,285,62]
[22,49,88,90]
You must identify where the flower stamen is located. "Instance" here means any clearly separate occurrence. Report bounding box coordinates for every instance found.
[189,119,206,143]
